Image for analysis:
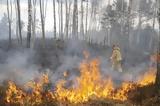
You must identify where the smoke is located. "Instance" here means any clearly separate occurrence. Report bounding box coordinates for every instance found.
[0,49,40,85]
[0,38,152,87]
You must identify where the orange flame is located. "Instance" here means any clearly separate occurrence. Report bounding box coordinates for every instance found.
[5,51,156,104]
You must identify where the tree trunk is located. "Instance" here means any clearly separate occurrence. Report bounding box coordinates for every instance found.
[72,0,78,38]
[68,1,72,38]
[127,0,132,48]
[27,0,32,48]
[14,0,19,43]
[53,0,56,39]
[88,1,94,32]
[120,0,124,36]
[31,0,37,49]
[17,0,22,45]
[65,0,69,39]
[80,0,84,39]
[85,0,88,38]
[40,0,46,47]
[7,0,12,47]
[149,0,157,50]
[61,0,64,39]
[58,1,61,38]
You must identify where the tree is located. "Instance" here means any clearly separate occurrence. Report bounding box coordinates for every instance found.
[14,0,19,43]
[16,0,22,45]
[39,0,48,47]
[85,0,88,37]
[57,0,61,38]
[150,0,158,50]
[65,0,70,39]
[80,0,84,38]
[27,0,32,48]
[53,0,56,39]
[60,0,63,39]
[72,0,78,38]
[31,0,37,48]
[127,0,133,48]
[67,0,72,38]
[7,0,13,47]
[101,0,128,46]
[136,0,154,45]
[88,0,98,31]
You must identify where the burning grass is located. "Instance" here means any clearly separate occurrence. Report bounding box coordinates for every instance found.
[0,52,157,106]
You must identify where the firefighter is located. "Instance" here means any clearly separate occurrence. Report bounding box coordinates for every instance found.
[110,45,123,72]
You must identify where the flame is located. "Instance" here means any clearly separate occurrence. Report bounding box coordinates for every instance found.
[138,68,156,86]
[5,52,157,105]
[6,81,25,104]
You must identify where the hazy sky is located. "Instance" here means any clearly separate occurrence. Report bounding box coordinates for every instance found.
[0,0,57,31]
[0,0,109,32]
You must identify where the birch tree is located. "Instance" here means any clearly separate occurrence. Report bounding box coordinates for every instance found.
[31,0,37,48]
[80,0,84,38]
[85,0,88,37]
[57,0,61,38]
[7,0,13,47]
[68,0,72,38]
[60,0,63,39]
[16,0,22,45]
[127,0,133,48]
[14,0,19,43]
[65,0,70,39]
[39,0,48,47]
[27,0,32,48]
[72,0,78,38]
[53,0,56,39]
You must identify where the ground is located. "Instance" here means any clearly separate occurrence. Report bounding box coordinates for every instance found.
[0,39,158,106]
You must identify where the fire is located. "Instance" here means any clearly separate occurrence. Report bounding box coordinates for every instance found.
[6,81,25,104]
[138,68,156,86]
[4,52,157,105]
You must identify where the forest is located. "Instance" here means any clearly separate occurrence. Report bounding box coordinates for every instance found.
[0,0,160,106]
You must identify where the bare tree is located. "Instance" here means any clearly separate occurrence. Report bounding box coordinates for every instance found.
[7,0,13,47]
[120,0,124,36]
[57,0,61,38]
[14,0,19,43]
[65,0,70,39]
[149,0,158,50]
[127,0,133,48]
[16,0,22,45]
[85,0,88,37]
[39,0,48,47]
[31,0,37,48]
[27,0,32,48]
[80,0,84,39]
[53,0,56,39]
[72,0,78,38]
[68,0,72,38]
[60,0,63,39]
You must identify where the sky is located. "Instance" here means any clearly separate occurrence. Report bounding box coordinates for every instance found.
[0,0,109,32]
[0,0,56,31]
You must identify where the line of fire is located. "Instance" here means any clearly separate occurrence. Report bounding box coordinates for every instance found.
[0,0,160,106]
